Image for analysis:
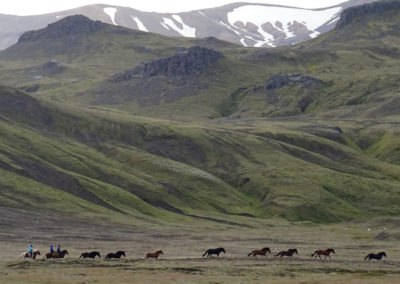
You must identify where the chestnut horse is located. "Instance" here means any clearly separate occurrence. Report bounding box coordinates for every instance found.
[145,249,163,259]
[311,248,335,259]
[43,250,69,260]
[365,252,387,260]
[248,247,271,257]
[274,249,298,258]
[18,250,40,259]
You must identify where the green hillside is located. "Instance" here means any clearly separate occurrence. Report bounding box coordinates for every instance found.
[0,1,400,226]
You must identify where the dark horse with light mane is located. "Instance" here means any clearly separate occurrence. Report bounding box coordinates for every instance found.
[365,251,387,260]
[80,251,101,259]
[274,249,298,258]
[311,248,335,260]
[145,249,163,259]
[43,250,68,260]
[248,247,271,257]
[202,247,226,257]
[105,250,125,260]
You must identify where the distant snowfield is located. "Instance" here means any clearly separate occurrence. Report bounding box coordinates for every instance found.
[161,15,196,37]
[131,16,148,32]
[227,5,342,45]
[103,7,117,25]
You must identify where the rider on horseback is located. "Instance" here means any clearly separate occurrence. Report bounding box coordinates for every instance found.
[57,245,61,255]
[28,245,33,258]
[50,245,54,254]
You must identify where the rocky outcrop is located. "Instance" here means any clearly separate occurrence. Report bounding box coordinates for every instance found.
[336,0,400,29]
[259,74,325,91]
[42,60,64,73]
[18,15,106,42]
[109,46,222,82]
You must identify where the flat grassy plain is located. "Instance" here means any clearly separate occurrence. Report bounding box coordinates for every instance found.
[1,210,400,283]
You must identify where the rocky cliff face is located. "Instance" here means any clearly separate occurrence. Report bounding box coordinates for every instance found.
[260,74,325,91]
[110,46,222,82]
[18,15,106,42]
[336,0,400,29]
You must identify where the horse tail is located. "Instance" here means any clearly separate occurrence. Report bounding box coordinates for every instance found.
[311,251,316,257]
[248,251,253,257]
[364,254,370,260]
[202,251,208,257]
[144,253,148,259]
[274,253,280,257]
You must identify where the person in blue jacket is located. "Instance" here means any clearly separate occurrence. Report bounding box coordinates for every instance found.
[50,245,54,254]
[28,245,33,258]
[56,244,61,256]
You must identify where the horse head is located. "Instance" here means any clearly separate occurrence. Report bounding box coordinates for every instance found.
[380,251,387,257]
[117,251,125,257]
[95,252,101,257]
[293,249,298,254]
[221,248,226,253]
[329,248,335,254]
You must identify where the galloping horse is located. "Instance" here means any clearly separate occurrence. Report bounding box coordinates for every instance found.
[80,251,101,259]
[311,248,335,259]
[43,250,69,260]
[105,250,125,260]
[365,252,387,260]
[274,249,298,258]
[248,247,271,257]
[145,249,163,259]
[202,247,226,257]
[18,250,40,259]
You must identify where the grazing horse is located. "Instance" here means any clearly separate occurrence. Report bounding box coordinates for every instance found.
[248,247,271,257]
[365,252,387,260]
[19,250,40,259]
[274,249,298,258]
[311,248,335,260]
[105,250,125,260]
[145,249,163,259]
[43,250,69,260]
[202,247,226,257]
[80,251,101,259]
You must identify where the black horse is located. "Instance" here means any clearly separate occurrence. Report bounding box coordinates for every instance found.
[202,247,226,257]
[80,251,101,259]
[274,249,298,258]
[105,250,126,260]
[365,251,387,260]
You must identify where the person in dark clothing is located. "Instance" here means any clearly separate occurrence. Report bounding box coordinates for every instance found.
[57,244,61,255]
[50,245,54,254]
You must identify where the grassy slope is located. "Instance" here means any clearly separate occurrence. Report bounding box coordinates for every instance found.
[0,5,399,225]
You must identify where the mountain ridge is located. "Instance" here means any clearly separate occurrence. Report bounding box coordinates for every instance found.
[0,0,377,50]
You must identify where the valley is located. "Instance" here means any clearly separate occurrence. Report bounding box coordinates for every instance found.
[0,1,399,282]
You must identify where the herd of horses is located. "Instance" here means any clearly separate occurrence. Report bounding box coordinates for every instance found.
[18,247,388,261]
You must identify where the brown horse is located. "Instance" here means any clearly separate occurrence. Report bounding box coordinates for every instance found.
[274,249,298,258]
[248,247,271,257]
[43,250,69,260]
[145,249,163,259]
[311,248,335,259]
[19,250,40,259]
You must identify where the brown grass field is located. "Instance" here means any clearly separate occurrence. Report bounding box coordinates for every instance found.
[0,209,399,283]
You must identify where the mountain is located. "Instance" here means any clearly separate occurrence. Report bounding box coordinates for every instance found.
[0,1,400,227]
[0,0,378,51]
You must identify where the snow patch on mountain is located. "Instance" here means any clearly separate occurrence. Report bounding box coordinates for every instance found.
[161,15,196,37]
[131,16,148,32]
[227,5,342,45]
[103,7,117,25]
